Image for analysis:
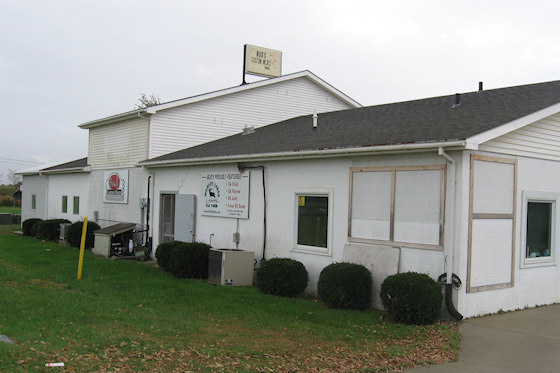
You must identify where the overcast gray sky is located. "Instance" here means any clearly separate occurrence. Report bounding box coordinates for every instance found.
[1,0,559,183]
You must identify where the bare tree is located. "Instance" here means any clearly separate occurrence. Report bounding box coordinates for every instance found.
[7,169,21,186]
[135,93,161,109]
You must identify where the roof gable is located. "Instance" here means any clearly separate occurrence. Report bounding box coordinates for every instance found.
[78,71,361,129]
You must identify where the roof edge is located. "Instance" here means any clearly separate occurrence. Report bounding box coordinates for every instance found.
[140,140,471,168]
[146,70,361,113]
[78,111,149,129]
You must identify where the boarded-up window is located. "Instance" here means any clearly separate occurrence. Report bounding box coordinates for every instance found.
[467,154,516,293]
[349,165,445,250]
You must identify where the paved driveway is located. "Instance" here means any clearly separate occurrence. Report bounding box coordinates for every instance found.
[405,304,560,373]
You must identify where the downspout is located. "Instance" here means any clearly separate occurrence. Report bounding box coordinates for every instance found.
[438,147,463,321]
[146,175,152,250]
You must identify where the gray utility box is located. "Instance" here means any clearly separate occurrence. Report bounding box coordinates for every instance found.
[93,223,136,257]
[208,249,254,286]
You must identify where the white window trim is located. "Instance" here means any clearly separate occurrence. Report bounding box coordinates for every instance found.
[520,191,559,268]
[292,188,333,256]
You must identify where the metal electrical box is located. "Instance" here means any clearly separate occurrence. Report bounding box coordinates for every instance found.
[208,249,254,286]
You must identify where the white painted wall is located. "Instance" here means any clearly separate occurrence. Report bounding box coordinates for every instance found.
[21,174,47,222]
[150,152,449,302]
[46,173,90,222]
[88,167,150,228]
[458,152,560,317]
[148,77,354,159]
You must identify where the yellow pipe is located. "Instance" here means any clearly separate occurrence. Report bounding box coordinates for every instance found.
[77,217,88,280]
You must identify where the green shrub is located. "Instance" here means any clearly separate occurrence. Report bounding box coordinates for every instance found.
[0,196,12,207]
[67,221,100,249]
[30,221,41,237]
[169,242,211,279]
[36,219,71,241]
[380,272,443,325]
[318,262,372,310]
[256,258,308,298]
[155,241,184,271]
[22,218,43,236]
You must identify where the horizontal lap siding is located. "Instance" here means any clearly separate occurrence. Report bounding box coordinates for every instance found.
[149,77,352,158]
[88,118,149,169]
[480,113,560,160]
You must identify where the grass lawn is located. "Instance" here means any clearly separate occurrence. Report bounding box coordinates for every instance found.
[0,225,459,372]
[0,206,20,214]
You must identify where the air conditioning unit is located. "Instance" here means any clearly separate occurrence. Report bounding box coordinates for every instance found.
[208,249,254,286]
[59,223,72,243]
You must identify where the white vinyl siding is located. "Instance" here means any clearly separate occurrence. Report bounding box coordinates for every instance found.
[88,117,149,169]
[149,77,352,158]
[479,113,560,160]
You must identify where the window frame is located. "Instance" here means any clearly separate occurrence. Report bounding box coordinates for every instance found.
[348,165,446,251]
[72,196,80,215]
[521,191,559,268]
[292,188,333,256]
[62,195,68,213]
[31,194,36,210]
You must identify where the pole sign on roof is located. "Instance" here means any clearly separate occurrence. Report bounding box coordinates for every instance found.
[244,44,282,78]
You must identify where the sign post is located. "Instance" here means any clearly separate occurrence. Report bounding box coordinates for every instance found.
[77,217,88,280]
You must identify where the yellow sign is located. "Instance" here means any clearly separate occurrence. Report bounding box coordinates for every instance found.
[298,196,305,206]
[244,44,282,78]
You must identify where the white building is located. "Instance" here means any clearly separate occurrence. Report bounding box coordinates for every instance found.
[19,70,360,240]
[140,79,560,318]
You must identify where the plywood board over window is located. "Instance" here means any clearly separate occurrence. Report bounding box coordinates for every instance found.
[349,165,445,250]
[467,154,517,293]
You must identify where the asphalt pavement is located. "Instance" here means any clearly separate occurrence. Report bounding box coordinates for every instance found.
[405,303,560,373]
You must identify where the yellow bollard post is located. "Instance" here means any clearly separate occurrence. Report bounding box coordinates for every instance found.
[77,217,88,280]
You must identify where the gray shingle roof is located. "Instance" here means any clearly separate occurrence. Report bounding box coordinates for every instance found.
[142,80,560,164]
[41,157,88,171]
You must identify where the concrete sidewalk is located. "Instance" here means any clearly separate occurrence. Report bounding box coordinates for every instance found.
[405,304,560,373]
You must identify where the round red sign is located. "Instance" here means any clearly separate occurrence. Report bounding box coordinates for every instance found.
[108,173,120,191]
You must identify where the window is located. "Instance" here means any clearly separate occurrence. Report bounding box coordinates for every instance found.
[522,191,558,267]
[293,190,332,255]
[161,194,175,243]
[73,196,80,215]
[62,196,68,213]
[349,165,445,250]
[526,202,552,258]
[31,194,36,210]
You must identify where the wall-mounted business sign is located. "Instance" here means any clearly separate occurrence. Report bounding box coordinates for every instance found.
[244,44,282,78]
[201,172,249,219]
[103,169,128,204]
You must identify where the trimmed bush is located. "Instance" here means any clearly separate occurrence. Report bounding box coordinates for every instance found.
[36,219,71,241]
[22,218,43,236]
[318,262,372,310]
[67,221,100,249]
[169,242,211,279]
[380,272,443,325]
[256,258,308,298]
[155,241,184,271]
